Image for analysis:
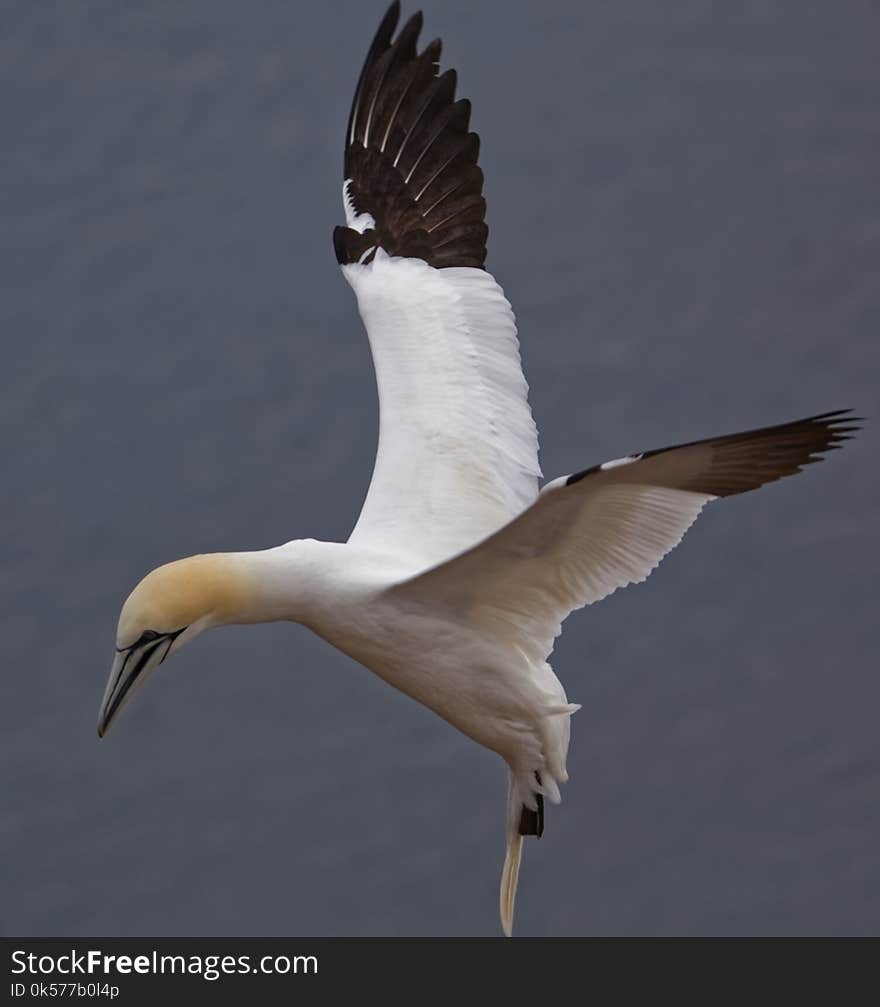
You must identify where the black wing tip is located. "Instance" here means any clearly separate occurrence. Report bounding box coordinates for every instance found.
[786,408,864,436]
[676,408,862,495]
[639,408,863,457]
[800,407,862,426]
[423,37,442,66]
[378,1,402,40]
[563,407,861,495]
[340,4,488,270]
[789,409,864,452]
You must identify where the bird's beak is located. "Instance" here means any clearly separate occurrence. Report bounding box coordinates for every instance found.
[97,636,171,738]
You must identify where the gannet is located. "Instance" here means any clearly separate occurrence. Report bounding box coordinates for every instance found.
[98,2,860,936]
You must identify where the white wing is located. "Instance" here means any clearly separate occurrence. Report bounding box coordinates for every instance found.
[389,412,857,664]
[334,5,539,567]
[342,254,539,565]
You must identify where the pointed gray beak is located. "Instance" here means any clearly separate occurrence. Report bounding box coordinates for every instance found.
[97,636,171,738]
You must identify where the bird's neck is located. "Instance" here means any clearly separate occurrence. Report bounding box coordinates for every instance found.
[204,539,345,629]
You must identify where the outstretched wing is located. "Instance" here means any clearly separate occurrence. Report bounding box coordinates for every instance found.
[389,411,859,664]
[336,3,540,568]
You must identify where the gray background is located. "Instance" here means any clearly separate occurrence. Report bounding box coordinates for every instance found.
[2,0,877,937]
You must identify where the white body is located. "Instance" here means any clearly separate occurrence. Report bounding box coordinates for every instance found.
[267,539,571,793]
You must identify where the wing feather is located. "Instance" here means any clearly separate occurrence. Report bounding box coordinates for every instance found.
[335,2,486,270]
[343,253,540,566]
[390,411,858,662]
[338,5,540,566]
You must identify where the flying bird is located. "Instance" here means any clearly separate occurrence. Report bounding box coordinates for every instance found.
[98,2,859,936]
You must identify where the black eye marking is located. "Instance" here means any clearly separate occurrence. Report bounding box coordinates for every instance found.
[115,627,186,653]
[159,627,187,665]
[116,630,159,653]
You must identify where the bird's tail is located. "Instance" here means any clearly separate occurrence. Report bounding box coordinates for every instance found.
[500,769,544,937]
[500,701,577,935]
[500,832,522,938]
[500,773,524,938]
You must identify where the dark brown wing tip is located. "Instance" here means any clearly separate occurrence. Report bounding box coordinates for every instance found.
[770,409,863,451]
[565,408,861,494]
[796,407,862,429]
[339,4,488,270]
[669,408,862,497]
[375,2,403,51]
[345,3,401,145]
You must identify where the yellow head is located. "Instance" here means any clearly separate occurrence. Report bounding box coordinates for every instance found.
[98,553,250,737]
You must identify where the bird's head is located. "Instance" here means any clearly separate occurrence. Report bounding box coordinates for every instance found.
[97,553,250,738]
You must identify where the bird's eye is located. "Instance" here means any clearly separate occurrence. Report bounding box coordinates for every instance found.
[138,630,161,644]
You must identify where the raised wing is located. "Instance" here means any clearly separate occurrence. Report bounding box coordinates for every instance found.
[336,3,540,567]
[334,2,488,269]
[389,411,858,664]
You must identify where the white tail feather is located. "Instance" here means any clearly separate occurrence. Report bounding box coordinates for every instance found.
[500,833,522,938]
[500,770,526,937]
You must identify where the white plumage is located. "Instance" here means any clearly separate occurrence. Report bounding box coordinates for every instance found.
[394,479,712,668]
[343,249,540,567]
